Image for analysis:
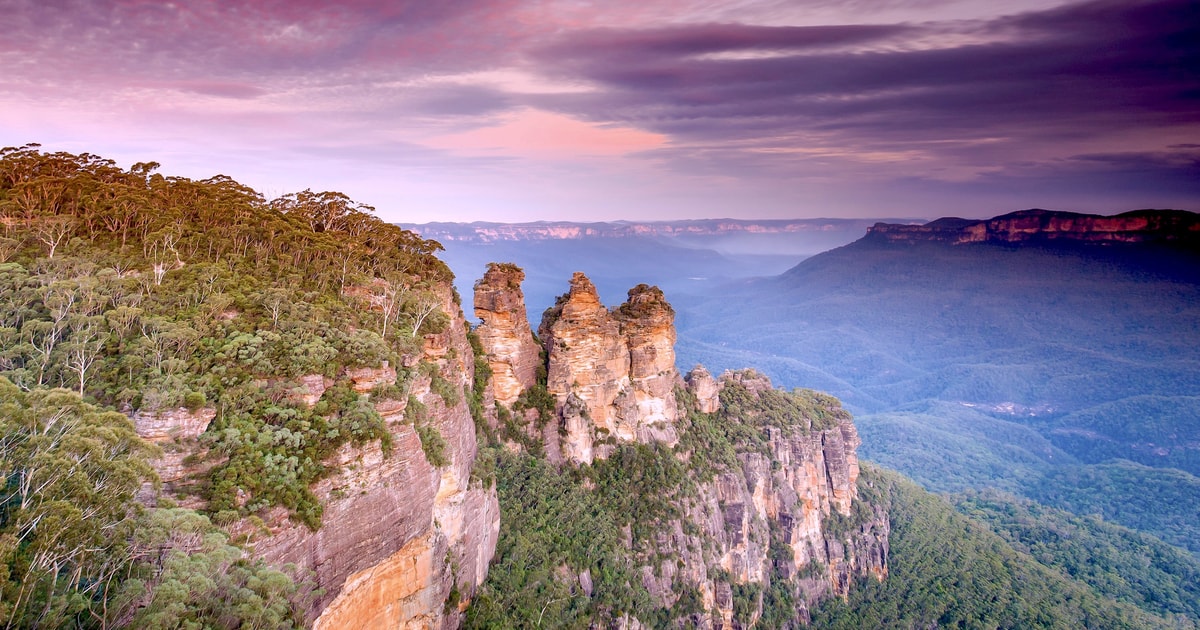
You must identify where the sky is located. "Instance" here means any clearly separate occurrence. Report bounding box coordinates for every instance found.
[2,0,1197,223]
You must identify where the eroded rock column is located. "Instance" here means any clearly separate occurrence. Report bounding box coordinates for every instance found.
[473,263,542,407]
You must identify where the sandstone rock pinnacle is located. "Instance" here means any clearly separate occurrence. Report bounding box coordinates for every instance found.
[473,263,542,407]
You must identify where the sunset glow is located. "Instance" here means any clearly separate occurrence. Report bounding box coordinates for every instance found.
[2,0,1196,222]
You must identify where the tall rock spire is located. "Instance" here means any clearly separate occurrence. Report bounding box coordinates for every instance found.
[473,263,543,407]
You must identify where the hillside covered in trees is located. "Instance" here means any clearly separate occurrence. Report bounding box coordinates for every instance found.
[3,145,1198,629]
[0,144,454,627]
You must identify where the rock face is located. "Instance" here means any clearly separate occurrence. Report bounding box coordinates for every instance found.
[534,272,680,464]
[473,263,542,407]
[231,286,499,629]
[465,266,887,625]
[540,272,632,463]
[615,284,679,446]
[685,365,721,414]
[132,406,216,499]
[649,370,889,627]
[868,209,1200,246]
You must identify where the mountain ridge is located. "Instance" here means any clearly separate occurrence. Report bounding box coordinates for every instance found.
[867,208,1200,246]
[410,217,909,243]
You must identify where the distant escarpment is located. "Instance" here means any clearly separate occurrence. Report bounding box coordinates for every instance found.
[867,209,1200,246]
[469,266,888,627]
[410,218,880,243]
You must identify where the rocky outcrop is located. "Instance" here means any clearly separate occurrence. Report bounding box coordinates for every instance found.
[615,284,679,446]
[540,272,632,463]
[685,365,721,414]
[868,209,1200,246]
[652,371,888,627]
[132,406,216,501]
[532,272,682,464]
[464,266,887,625]
[231,286,499,629]
[473,263,542,407]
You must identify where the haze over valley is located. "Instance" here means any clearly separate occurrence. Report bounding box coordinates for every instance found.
[4,0,1200,626]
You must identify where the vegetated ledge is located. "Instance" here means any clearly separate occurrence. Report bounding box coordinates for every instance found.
[866,209,1200,246]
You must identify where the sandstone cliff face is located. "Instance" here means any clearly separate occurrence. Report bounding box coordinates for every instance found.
[641,370,889,627]
[533,272,681,464]
[220,287,498,629]
[868,209,1200,246]
[540,272,631,463]
[615,284,679,446]
[132,406,216,505]
[473,263,542,407]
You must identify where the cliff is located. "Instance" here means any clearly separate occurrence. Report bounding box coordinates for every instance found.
[637,370,889,627]
[473,263,542,407]
[535,272,679,464]
[867,209,1200,246]
[468,267,888,627]
[139,287,500,629]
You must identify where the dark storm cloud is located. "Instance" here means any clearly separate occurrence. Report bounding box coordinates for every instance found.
[531,0,1199,147]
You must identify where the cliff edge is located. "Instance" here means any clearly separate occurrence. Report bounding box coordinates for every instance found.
[867,209,1200,246]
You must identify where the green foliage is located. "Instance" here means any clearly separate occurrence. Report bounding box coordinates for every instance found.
[811,467,1178,629]
[205,380,391,530]
[512,382,555,428]
[463,451,657,628]
[1028,460,1200,556]
[676,377,850,480]
[0,378,158,628]
[1044,395,1200,475]
[112,508,311,629]
[954,490,1200,620]
[0,145,453,528]
[587,442,691,544]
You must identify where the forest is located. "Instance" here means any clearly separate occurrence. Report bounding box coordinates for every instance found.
[0,144,451,627]
[3,145,1198,629]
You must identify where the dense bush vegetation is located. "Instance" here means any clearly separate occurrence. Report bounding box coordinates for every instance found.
[811,468,1180,629]
[0,144,454,529]
[954,490,1200,619]
[0,145,454,626]
[1028,460,1200,556]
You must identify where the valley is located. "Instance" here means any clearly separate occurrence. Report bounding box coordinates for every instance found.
[2,146,1197,628]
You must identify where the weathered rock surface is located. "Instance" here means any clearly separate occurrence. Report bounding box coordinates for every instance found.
[533,272,682,464]
[615,284,679,446]
[473,263,542,407]
[132,406,216,491]
[230,286,499,629]
[685,365,721,414]
[642,371,888,627]
[540,272,632,463]
[868,208,1200,246]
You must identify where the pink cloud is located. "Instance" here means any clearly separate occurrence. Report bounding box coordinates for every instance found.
[426,109,667,158]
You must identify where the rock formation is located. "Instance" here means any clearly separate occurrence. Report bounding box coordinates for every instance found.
[473,263,542,407]
[527,272,683,464]
[654,370,888,626]
[868,208,1200,246]
[685,366,721,414]
[615,284,679,446]
[539,272,633,463]
[216,286,499,629]
[132,406,216,505]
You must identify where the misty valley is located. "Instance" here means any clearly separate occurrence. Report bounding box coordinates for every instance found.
[2,147,1199,629]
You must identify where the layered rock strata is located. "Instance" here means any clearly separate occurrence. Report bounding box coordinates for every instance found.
[230,287,498,629]
[534,272,680,463]
[869,208,1200,245]
[648,371,889,627]
[473,263,543,407]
